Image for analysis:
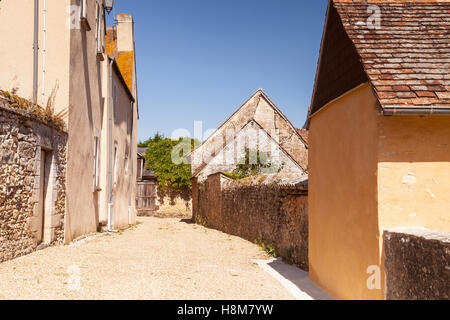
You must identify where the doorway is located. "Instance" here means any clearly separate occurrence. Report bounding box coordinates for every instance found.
[36,150,47,244]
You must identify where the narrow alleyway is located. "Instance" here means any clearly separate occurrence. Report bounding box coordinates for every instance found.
[0,217,326,300]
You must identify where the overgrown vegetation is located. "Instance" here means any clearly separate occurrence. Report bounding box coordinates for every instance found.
[255,237,278,258]
[139,133,200,206]
[224,148,283,180]
[194,214,208,227]
[0,87,67,132]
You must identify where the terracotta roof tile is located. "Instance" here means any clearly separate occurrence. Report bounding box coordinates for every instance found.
[105,28,134,92]
[333,0,450,107]
[296,129,309,145]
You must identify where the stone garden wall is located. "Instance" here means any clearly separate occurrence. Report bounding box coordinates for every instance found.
[192,173,309,270]
[384,228,450,300]
[0,101,67,263]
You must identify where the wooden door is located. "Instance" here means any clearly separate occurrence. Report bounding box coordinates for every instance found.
[136,181,157,215]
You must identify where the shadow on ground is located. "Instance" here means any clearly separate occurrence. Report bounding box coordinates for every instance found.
[255,258,332,300]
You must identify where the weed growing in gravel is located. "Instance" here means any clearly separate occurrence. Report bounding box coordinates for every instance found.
[194,214,208,227]
[255,237,278,258]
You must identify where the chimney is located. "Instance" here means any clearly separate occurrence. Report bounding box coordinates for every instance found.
[116,14,134,52]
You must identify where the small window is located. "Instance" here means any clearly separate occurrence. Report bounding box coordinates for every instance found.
[93,135,100,190]
[96,2,104,56]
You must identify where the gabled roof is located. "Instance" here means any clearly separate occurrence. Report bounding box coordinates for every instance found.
[190,89,308,178]
[190,89,308,156]
[311,0,450,116]
[296,129,309,146]
[192,119,306,178]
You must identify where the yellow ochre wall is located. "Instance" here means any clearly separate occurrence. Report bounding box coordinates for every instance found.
[309,83,383,300]
[309,82,450,300]
[377,116,450,232]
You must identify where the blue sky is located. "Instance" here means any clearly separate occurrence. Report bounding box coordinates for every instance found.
[108,0,328,142]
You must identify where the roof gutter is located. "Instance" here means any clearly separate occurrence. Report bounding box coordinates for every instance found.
[383,106,450,116]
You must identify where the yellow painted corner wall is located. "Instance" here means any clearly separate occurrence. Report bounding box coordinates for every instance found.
[309,83,384,300]
[377,115,450,233]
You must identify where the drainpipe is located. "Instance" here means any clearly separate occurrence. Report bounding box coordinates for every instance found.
[33,0,39,105]
[128,101,134,225]
[41,0,47,101]
[107,59,114,231]
[383,106,450,116]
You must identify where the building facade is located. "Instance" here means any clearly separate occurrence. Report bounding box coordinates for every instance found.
[0,0,138,249]
[190,89,308,182]
[308,0,450,300]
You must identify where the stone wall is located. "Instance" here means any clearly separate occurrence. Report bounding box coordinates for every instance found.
[384,228,450,300]
[192,173,308,270]
[0,102,67,263]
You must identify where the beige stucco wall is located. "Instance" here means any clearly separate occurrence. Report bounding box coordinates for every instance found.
[309,83,383,300]
[377,116,450,233]
[110,70,135,229]
[1,0,137,241]
[0,0,71,113]
[65,0,106,241]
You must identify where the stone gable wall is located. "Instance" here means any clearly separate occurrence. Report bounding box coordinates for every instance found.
[192,173,308,270]
[0,103,67,263]
[191,93,308,180]
[384,228,450,300]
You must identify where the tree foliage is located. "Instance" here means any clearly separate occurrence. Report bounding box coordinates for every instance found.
[140,133,198,205]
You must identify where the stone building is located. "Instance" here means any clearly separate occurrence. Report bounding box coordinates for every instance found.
[0,95,67,262]
[190,89,310,268]
[189,89,308,182]
[0,0,139,260]
[308,0,450,300]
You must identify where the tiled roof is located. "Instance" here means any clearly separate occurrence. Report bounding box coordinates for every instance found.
[137,147,148,156]
[333,0,450,107]
[106,28,134,92]
[296,129,309,146]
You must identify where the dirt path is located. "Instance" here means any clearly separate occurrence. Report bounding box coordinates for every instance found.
[0,217,294,300]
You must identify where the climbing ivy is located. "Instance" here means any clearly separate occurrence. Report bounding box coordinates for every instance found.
[225,148,283,179]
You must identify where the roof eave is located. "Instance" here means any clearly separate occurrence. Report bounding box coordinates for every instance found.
[382,106,450,116]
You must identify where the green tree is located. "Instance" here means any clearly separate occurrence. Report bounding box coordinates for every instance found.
[141,133,199,205]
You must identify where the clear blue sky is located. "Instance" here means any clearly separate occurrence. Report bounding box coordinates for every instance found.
[108,0,328,142]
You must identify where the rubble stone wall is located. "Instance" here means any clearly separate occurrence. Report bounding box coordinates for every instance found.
[0,102,67,263]
[384,228,450,300]
[193,173,308,270]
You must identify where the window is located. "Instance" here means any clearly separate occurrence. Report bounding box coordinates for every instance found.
[93,134,100,191]
[96,2,105,57]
